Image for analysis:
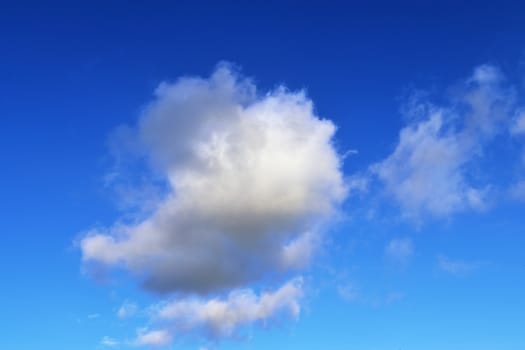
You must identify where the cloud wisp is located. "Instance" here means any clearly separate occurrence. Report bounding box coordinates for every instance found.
[117,301,138,319]
[134,329,172,347]
[385,237,414,265]
[148,277,303,340]
[101,336,119,347]
[437,255,483,276]
[371,65,518,221]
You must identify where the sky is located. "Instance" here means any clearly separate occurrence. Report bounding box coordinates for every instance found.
[1,1,525,349]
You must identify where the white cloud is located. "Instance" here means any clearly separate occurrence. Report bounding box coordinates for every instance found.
[346,174,369,195]
[337,283,403,307]
[280,231,318,270]
[511,110,525,135]
[342,149,359,158]
[510,180,525,201]
[80,63,347,294]
[134,329,172,347]
[101,336,119,347]
[372,111,483,218]
[144,278,303,341]
[372,64,516,220]
[337,284,360,302]
[509,110,525,197]
[437,255,480,275]
[385,238,414,264]
[117,301,138,319]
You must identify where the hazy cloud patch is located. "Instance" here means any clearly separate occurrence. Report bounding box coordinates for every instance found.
[371,65,517,221]
[118,301,138,319]
[101,336,119,347]
[437,255,482,275]
[385,238,414,265]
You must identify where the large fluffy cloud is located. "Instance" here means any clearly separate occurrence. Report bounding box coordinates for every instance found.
[372,65,517,220]
[80,64,346,295]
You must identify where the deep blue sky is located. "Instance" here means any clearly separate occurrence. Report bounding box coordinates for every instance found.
[1,1,524,349]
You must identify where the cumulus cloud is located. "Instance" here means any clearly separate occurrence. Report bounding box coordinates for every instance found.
[142,277,303,341]
[385,238,414,265]
[80,63,346,294]
[372,65,516,220]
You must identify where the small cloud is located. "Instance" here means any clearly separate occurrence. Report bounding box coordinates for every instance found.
[337,284,360,302]
[346,175,369,195]
[385,238,414,265]
[437,255,481,275]
[117,301,138,319]
[338,285,403,308]
[511,110,525,135]
[88,313,100,319]
[151,278,303,341]
[367,291,404,309]
[371,64,517,221]
[509,180,525,201]
[385,291,404,304]
[342,149,359,159]
[101,336,119,347]
[134,329,172,347]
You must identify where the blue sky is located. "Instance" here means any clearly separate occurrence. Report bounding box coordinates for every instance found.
[1,1,525,349]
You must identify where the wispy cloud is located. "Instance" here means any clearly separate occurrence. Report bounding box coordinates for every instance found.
[510,110,525,199]
[437,255,482,275]
[143,278,303,340]
[117,301,138,319]
[371,65,518,221]
[337,284,360,302]
[509,180,525,201]
[385,237,414,265]
[134,329,172,347]
[101,336,119,347]
[510,110,525,135]
[337,283,404,308]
